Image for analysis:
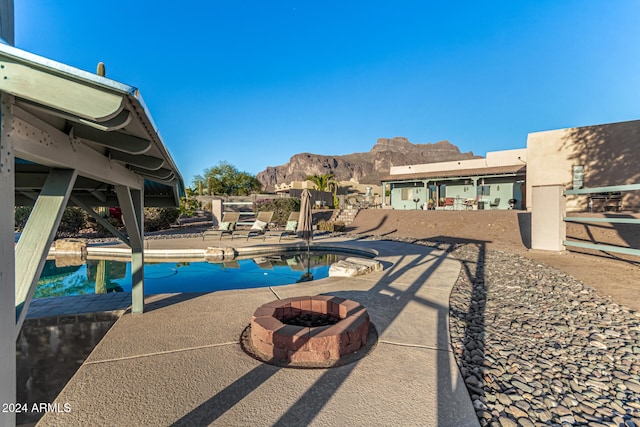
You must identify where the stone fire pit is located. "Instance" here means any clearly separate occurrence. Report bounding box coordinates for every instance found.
[245,296,373,367]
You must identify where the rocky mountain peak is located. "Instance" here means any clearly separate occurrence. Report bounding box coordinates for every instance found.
[256,137,480,192]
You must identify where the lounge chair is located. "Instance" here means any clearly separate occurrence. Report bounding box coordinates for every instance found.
[263,211,300,241]
[202,211,240,240]
[489,197,501,209]
[231,211,274,240]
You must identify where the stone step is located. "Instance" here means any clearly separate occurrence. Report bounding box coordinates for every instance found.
[333,208,359,225]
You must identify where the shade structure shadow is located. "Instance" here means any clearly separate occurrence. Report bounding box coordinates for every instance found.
[517,212,532,249]
[169,239,484,427]
[39,239,484,426]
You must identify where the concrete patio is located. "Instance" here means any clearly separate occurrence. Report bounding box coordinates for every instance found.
[35,237,479,426]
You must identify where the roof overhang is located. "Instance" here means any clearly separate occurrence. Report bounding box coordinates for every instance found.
[0,43,184,207]
[381,165,526,183]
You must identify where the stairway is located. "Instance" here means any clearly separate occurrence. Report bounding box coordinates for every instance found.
[331,208,359,226]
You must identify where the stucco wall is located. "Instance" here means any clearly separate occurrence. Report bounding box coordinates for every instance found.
[526,119,640,211]
[389,148,526,175]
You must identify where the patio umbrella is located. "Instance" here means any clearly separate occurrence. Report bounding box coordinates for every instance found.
[296,189,313,241]
[296,189,313,282]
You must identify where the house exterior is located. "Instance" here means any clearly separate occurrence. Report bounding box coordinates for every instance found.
[526,118,640,211]
[381,149,527,210]
[382,117,640,212]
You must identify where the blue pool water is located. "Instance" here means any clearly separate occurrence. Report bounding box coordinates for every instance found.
[35,252,355,298]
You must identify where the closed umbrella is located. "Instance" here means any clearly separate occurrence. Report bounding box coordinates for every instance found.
[296,189,313,241]
[296,189,313,282]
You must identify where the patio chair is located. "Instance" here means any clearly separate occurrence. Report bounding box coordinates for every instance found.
[202,211,240,240]
[444,197,455,210]
[462,199,475,210]
[231,211,274,240]
[263,211,300,241]
[489,197,501,209]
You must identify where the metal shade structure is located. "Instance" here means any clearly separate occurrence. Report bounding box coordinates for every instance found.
[0,42,184,421]
[0,43,184,208]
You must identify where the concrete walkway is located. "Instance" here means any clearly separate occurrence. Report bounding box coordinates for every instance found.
[39,237,479,426]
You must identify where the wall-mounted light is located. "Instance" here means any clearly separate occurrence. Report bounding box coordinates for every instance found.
[497,185,500,191]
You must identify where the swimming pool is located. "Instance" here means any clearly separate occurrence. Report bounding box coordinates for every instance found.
[35,252,361,298]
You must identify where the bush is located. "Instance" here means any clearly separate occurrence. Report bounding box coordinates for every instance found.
[179,197,201,217]
[317,220,345,232]
[14,206,32,230]
[144,207,180,232]
[255,198,301,226]
[57,207,87,235]
[94,216,124,237]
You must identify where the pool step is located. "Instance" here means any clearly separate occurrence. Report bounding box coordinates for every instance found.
[329,257,382,278]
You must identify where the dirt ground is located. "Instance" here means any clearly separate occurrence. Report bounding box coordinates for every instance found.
[346,209,640,312]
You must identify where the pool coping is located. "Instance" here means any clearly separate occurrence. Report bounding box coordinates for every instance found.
[49,241,379,262]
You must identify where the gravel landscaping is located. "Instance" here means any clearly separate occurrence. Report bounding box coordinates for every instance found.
[363,235,640,427]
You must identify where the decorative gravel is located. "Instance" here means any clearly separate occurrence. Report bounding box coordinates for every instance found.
[349,233,640,427]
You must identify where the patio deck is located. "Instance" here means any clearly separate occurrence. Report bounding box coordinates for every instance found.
[33,237,479,426]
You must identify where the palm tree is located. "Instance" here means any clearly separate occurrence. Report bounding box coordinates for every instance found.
[306,173,340,208]
[306,173,336,192]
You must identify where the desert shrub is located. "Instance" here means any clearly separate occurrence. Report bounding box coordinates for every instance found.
[255,198,301,226]
[144,207,180,232]
[14,206,32,230]
[57,207,87,235]
[94,217,125,237]
[179,197,201,217]
[317,220,345,232]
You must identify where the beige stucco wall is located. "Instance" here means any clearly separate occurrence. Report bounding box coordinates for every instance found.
[389,148,526,175]
[526,119,640,211]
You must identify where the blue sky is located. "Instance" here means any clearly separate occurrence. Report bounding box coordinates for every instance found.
[14,1,640,184]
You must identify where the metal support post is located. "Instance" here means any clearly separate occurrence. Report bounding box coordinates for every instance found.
[116,185,145,313]
[15,168,77,332]
[0,92,16,427]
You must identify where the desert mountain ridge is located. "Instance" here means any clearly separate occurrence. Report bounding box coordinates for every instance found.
[256,137,482,192]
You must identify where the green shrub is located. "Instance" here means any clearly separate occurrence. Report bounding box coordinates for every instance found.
[255,198,301,226]
[179,197,201,217]
[317,220,345,232]
[14,206,32,230]
[94,217,124,237]
[144,207,180,232]
[57,207,87,235]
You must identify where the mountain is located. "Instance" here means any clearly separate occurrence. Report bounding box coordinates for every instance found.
[256,137,481,192]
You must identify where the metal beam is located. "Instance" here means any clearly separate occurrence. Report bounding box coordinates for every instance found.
[15,98,133,131]
[130,166,175,180]
[116,185,145,313]
[10,105,143,189]
[72,124,152,155]
[565,184,640,195]
[0,93,17,427]
[564,217,640,225]
[108,150,164,171]
[15,168,78,334]
[15,172,115,191]
[563,240,640,257]
[70,195,130,246]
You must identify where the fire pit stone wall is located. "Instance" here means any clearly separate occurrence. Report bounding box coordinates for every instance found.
[250,295,370,364]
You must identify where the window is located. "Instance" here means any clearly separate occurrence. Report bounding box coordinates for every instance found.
[401,188,414,201]
[477,185,490,196]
